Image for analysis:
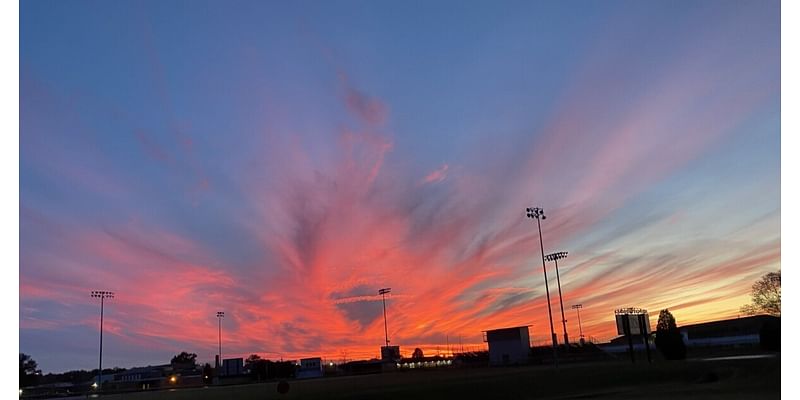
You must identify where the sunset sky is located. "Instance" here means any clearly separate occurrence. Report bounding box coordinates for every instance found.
[20,0,780,373]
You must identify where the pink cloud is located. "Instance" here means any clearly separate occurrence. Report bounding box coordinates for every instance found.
[20,21,779,366]
[421,164,449,185]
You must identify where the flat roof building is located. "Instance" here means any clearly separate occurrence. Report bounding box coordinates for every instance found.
[297,357,324,379]
[380,346,401,362]
[679,315,779,347]
[220,358,244,376]
[483,325,531,366]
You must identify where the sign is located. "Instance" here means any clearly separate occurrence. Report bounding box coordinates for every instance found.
[614,308,651,335]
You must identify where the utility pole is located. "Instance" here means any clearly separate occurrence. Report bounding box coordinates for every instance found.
[545,251,570,348]
[91,290,114,390]
[526,207,558,367]
[216,311,225,368]
[378,288,391,348]
[572,304,584,344]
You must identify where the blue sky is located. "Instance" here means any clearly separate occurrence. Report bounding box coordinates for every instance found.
[21,0,779,373]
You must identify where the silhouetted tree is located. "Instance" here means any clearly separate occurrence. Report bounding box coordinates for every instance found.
[656,309,677,331]
[171,352,198,366]
[39,369,95,385]
[20,353,41,387]
[412,348,424,359]
[741,270,780,316]
[245,354,262,366]
[246,354,268,381]
[654,309,686,360]
[270,360,296,379]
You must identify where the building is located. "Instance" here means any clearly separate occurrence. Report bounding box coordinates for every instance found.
[220,358,244,376]
[483,325,531,366]
[598,334,652,354]
[380,345,401,362]
[679,315,779,347]
[599,315,780,353]
[340,359,384,375]
[112,365,167,390]
[296,357,324,379]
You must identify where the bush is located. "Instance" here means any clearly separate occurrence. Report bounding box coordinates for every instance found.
[655,330,686,360]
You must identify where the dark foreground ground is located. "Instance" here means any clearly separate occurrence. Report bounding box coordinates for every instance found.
[88,355,779,400]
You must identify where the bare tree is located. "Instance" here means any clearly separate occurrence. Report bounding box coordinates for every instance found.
[741,270,780,316]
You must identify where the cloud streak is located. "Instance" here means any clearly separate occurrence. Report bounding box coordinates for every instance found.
[20,0,779,372]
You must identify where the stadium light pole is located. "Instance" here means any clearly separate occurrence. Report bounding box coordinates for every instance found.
[378,288,391,348]
[526,207,558,367]
[91,290,114,390]
[545,251,570,348]
[572,304,584,343]
[216,311,225,366]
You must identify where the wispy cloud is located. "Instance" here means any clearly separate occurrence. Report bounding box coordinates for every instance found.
[421,164,449,185]
[20,0,779,372]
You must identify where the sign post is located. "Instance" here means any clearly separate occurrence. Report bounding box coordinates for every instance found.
[615,308,651,364]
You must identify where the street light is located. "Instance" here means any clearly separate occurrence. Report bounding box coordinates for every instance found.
[378,288,391,348]
[571,304,584,344]
[525,207,558,367]
[91,290,114,390]
[545,251,570,348]
[216,311,225,367]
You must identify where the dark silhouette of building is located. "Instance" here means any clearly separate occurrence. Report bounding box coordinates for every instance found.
[380,346,401,362]
[483,326,531,366]
[678,314,779,348]
[296,358,324,379]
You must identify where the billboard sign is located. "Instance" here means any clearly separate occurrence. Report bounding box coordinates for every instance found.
[614,308,651,335]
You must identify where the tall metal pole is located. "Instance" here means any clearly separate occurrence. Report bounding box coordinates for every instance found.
[99,296,104,387]
[527,207,557,367]
[382,293,388,347]
[640,314,652,363]
[554,258,569,348]
[572,304,584,340]
[91,291,114,390]
[537,217,558,366]
[379,288,391,348]
[216,311,225,367]
[546,251,570,349]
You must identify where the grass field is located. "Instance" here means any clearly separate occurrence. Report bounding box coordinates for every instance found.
[89,355,779,400]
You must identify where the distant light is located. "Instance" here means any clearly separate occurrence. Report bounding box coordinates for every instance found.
[329,362,333,366]
[204,375,209,379]
[91,382,98,389]
[170,376,177,383]
[19,389,22,396]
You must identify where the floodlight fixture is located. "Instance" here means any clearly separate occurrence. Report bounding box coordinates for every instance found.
[544,251,568,262]
[526,207,546,220]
